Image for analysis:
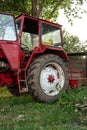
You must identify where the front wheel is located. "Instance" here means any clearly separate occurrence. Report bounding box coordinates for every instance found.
[7,85,20,96]
[27,54,68,102]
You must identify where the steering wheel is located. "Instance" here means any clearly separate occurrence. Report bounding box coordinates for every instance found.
[21,44,29,50]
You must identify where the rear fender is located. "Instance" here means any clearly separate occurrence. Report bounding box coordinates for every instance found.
[25,46,69,70]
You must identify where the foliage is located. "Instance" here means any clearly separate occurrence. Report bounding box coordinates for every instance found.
[0,86,87,129]
[63,30,87,53]
[0,0,87,21]
[0,1,87,57]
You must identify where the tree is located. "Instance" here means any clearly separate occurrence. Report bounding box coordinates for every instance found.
[63,30,87,53]
[0,0,87,53]
[0,0,86,20]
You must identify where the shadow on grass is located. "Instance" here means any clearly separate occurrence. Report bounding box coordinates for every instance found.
[0,87,35,106]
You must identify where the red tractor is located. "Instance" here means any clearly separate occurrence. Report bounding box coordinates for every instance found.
[0,12,69,102]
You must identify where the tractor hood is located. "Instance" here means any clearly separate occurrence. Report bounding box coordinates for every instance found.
[0,43,19,71]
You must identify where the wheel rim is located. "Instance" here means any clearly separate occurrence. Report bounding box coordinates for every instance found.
[40,62,65,96]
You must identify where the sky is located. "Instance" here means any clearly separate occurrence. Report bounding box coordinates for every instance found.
[58,2,87,42]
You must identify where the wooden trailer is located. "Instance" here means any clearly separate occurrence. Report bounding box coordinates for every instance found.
[68,52,87,88]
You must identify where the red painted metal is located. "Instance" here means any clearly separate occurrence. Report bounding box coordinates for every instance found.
[1,44,19,71]
[25,46,69,70]
[0,72,16,86]
[0,49,5,58]
[69,79,79,88]
[16,14,62,29]
[48,75,55,83]
[0,12,70,92]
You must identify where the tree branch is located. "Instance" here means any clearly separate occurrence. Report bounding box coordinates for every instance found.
[48,0,65,18]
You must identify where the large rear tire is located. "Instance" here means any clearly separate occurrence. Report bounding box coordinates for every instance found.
[27,54,68,102]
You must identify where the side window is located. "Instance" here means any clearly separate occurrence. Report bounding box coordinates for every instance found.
[21,18,39,51]
[22,32,32,50]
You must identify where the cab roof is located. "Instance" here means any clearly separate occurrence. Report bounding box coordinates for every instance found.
[16,13,62,28]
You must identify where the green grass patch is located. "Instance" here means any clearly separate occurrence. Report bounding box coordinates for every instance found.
[0,87,12,97]
[0,86,87,130]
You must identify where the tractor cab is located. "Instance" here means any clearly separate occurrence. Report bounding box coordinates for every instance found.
[15,14,63,52]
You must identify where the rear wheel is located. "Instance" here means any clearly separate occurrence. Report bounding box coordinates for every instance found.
[27,54,68,102]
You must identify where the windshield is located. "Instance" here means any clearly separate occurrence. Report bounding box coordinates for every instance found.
[0,14,16,41]
[41,23,62,47]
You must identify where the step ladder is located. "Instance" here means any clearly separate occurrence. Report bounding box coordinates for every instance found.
[17,69,28,93]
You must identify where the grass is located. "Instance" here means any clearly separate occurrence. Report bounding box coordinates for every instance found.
[0,86,87,130]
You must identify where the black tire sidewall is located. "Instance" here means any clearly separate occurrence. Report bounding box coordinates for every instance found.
[28,54,68,102]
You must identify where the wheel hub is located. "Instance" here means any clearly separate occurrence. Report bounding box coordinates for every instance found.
[48,74,55,83]
[40,63,65,96]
